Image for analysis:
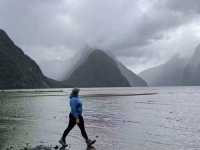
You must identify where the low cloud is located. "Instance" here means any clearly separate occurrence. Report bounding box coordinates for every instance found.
[0,0,199,79]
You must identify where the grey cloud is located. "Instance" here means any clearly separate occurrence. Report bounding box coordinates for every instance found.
[0,0,199,79]
[111,0,199,50]
[165,0,200,14]
[0,0,81,48]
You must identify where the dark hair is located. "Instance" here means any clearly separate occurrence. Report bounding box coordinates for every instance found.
[70,88,80,98]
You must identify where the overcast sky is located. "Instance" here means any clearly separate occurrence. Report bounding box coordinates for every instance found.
[0,0,200,80]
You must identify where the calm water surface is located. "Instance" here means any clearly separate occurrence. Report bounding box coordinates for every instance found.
[0,87,200,150]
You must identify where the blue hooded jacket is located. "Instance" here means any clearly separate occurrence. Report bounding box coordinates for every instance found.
[70,96,82,118]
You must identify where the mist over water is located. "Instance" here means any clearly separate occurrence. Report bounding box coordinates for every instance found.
[1,87,200,150]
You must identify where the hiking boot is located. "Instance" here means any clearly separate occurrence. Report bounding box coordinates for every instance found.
[59,138,66,146]
[86,139,96,147]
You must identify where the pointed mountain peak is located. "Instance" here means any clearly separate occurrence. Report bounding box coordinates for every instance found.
[0,29,14,46]
[0,29,10,38]
[63,49,147,87]
[87,49,112,59]
[0,29,6,34]
[89,49,106,54]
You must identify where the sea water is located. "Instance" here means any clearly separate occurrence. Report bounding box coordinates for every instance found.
[0,87,200,150]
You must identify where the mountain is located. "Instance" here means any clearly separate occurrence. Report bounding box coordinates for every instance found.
[139,55,187,86]
[63,49,147,87]
[182,44,200,85]
[0,29,61,89]
[117,62,147,86]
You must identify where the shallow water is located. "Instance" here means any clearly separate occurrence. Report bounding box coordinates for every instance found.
[1,87,200,150]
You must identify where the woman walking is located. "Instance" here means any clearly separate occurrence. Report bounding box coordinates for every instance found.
[59,88,95,147]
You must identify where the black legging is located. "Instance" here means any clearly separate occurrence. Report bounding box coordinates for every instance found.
[62,113,88,141]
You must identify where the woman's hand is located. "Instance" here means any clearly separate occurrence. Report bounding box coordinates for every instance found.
[76,118,80,124]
